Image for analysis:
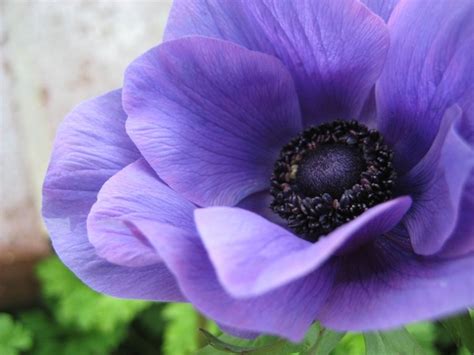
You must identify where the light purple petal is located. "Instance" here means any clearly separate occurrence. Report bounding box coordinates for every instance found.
[42,90,184,301]
[123,36,302,207]
[318,232,474,331]
[361,0,400,22]
[194,197,411,297]
[400,106,474,255]
[376,0,474,173]
[87,159,196,267]
[165,0,390,125]
[131,221,333,342]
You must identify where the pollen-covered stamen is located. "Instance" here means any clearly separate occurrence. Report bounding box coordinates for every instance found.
[270,120,396,242]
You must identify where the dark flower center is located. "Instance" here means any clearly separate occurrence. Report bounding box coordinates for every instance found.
[270,120,396,242]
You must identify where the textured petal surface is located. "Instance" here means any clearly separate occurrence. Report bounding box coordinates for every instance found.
[438,172,474,257]
[132,221,332,341]
[319,232,474,331]
[377,0,474,173]
[165,0,389,125]
[87,159,196,267]
[42,90,184,301]
[195,197,411,297]
[361,0,399,22]
[124,36,302,207]
[400,106,474,255]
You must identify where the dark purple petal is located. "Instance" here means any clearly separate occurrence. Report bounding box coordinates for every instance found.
[42,90,184,301]
[318,232,474,331]
[131,220,333,341]
[376,0,474,173]
[438,172,474,257]
[165,0,390,125]
[194,197,411,297]
[124,36,302,207]
[361,0,400,22]
[400,106,474,255]
[87,159,196,267]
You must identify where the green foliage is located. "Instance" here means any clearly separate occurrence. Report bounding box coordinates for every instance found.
[331,333,365,355]
[19,310,124,355]
[441,311,474,352]
[18,256,150,354]
[196,323,344,354]
[162,303,200,355]
[0,313,33,355]
[161,303,220,355]
[363,328,425,355]
[37,256,148,333]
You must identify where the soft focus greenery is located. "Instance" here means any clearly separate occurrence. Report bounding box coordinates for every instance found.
[0,256,472,354]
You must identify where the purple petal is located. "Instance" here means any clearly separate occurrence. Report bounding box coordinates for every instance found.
[217,324,260,340]
[361,0,400,22]
[165,0,389,125]
[400,106,474,255]
[131,220,332,341]
[123,36,302,207]
[318,232,474,331]
[194,197,411,297]
[42,90,184,301]
[87,159,196,267]
[376,0,474,173]
[438,172,474,257]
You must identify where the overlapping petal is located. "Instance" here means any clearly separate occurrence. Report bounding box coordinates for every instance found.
[399,106,474,255]
[87,159,196,267]
[124,36,302,207]
[165,0,390,125]
[438,173,474,257]
[319,231,474,331]
[361,0,400,22]
[42,90,183,301]
[376,0,474,173]
[132,220,333,341]
[194,197,411,298]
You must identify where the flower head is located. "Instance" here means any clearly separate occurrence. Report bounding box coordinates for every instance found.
[43,0,474,341]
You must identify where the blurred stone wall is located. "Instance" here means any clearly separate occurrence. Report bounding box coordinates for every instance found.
[0,0,172,308]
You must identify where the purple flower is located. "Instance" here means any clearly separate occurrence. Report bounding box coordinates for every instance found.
[43,0,474,341]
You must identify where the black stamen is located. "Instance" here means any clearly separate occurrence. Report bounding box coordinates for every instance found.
[270,120,396,242]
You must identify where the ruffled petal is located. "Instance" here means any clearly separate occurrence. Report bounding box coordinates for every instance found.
[438,172,474,257]
[400,106,474,255]
[124,36,302,207]
[361,0,400,22]
[87,159,196,267]
[131,221,333,342]
[318,232,474,331]
[376,0,474,173]
[42,90,184,301]
[194,197,411,297]
[165,0,390,125]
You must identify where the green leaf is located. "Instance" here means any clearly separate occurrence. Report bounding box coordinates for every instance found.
[331,333,365,355]
[36,256,148,333]
[19,310,125,355]
[304,327,345,355]
[405,322,439,355]
[162,303,200,355]
[441,311,474,352]
[0,313,33,355]
[197,323,338,355]
[364,328,426,355]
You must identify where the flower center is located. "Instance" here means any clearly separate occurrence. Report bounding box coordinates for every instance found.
[270,120,396,242]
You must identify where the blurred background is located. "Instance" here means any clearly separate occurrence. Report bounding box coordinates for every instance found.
[0,1,472,354]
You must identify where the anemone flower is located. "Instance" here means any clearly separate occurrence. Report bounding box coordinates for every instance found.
[43,0,474,341]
